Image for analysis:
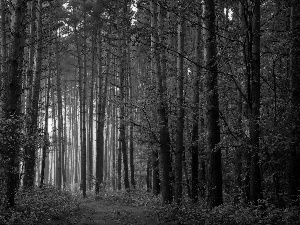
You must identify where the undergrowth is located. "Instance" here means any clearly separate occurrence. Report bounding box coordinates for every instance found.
[2,186,299,225]
[0,185,79,225]
[154,200,300,225]
[94,190,300,225]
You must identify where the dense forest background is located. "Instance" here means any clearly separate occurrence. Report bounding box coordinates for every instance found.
[0,0,300,223]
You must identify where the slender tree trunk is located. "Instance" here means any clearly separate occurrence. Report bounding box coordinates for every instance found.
[288,0,300,201]
[249,0,262,204]
[95,30,109,194]
[147,156,151,192]
[117,112,122,190]
[64,84,69,187]
[175,13,185,204]
[112,60,117,190]
[0,0,7,93]
[95,31,103,194]
[25,0,36,114]
[88,31,97,190]
[117,0,130,190]
[55,30,65,189]
[202,0,223,208]
[74,81,79,184]
[128,47,136,189]
[191,10,202,203]
[51,85,58,186]
[40,45,52,187]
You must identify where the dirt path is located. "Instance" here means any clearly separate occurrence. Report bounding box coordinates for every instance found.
[48,197,159,225]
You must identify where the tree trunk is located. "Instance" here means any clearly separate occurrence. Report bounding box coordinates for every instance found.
[24,0,44,188]
[152,0,172,204]
[117,0,130,190]
[51,83,58,187]
[23,0,36,188]
[112,59,117,190]
[288,0,300,201]
[4,0,26,207]
[0,0,7,93]
[95,31,103,194]
[202,0,223,208]
[88,31,97,190]
[249,0,262,204]
[96,34,110,193]
[25,0,36,115]
[40,44,52,187]
[175,13,185,204]
[73,81,79,184]
[191,9,202,203]
[128,46,136,189]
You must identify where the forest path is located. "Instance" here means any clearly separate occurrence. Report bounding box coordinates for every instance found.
[48,196,160,225]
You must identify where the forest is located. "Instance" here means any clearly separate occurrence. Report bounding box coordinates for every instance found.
[0,0,300,224]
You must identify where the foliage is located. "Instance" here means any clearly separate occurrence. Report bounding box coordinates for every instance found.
[154,200,300,225]
[0,185,79,225]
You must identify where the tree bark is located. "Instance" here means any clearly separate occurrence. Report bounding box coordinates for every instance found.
[4,0,26,207]
[202,0,223,208]
[24,0,39,188]
[288,0,300,201]
[95,31,103,194]
[88,31,97,190]
[191,9,202,203]
[175,13,185,204]
[151,0,172,204]
[128,46,136,189]
[0,0,7,93]
[112,57,117,190]
[40,43,52,187]
[249,0,262,204]
[96,32,110,193]
[54,30,65,189]
[25,0,36,115]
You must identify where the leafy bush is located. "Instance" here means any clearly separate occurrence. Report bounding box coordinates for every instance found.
[0,185,79,225]
[154,200,300,225]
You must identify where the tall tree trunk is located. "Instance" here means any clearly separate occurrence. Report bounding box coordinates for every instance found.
[249,0,262,204]
[4,0,26,207]
[64,84,69,187]
[128,46,136,189]
[88,31,97,190]
[117,113,122,190]
[40,45,52,187]
[112,59,117,190]
[55,30,65,189]
[175,13,185,204]
[24,0,43,188]
[202,0,223,208]
[51,84,58,186]
[96,35,110,193]
[288,0,300,201]
[118,0,130,190]
[0,0,7,93]
[191,9,202,203]
[25,0,36,114]
[152,0,172,204]
[73,76,79,184]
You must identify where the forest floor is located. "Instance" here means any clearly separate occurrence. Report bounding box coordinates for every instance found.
[47,195,163,225]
